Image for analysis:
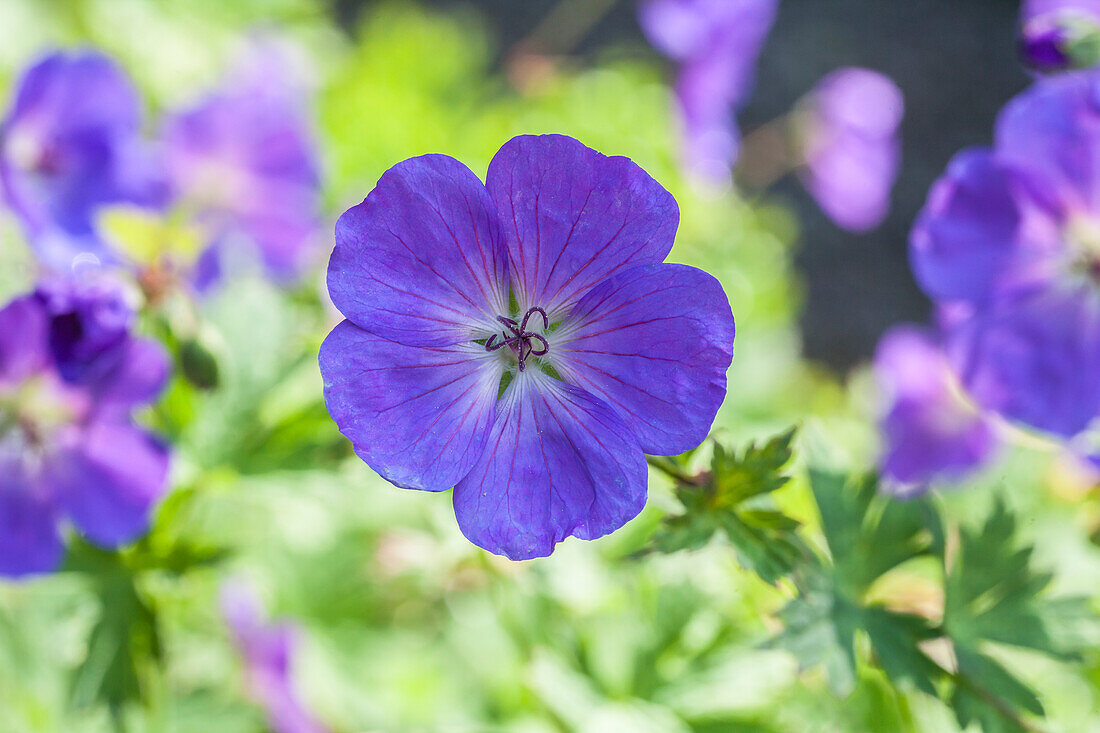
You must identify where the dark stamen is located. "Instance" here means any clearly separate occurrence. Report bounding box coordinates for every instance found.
[483,306,551,372]
[520,306,549,333]
[526,333,549,356]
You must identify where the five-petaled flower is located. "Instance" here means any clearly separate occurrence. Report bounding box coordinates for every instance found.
[911,69,1100,440]
[162,37,321,290]
[0,50,164,271]
[321,134,735,560]
[0,275,170,577]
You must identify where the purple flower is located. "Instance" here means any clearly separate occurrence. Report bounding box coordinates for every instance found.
[0,276,169,578]
[911,70,1100,439]
[875,326,997,492]
[320,134,735,560]
[162,39,321,287]
[0,50,164,271]
[221,582,330,733]
[796,68,903,232]
[1020,0,1100,71]
[639,0,778,183]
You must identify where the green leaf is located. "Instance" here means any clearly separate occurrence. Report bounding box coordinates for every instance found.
[950,647,1043,733]
[645,428,808,584]
[769,471,944,697]
[61,496,231,715]
[709,428,797,506]
[940,499,1100,733]
[810,470,943,597]
[860,607,941,697]
[770,578,860,696]
[950,686,1028,733]
[954,647,1043,718]
[650,514,718,555]
[717,513,808,586]
[65,541,161,713]
[944,499,1095,658]
[770,577,941,697]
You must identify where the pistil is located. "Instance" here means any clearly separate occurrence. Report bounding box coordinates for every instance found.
[484,306,550,372]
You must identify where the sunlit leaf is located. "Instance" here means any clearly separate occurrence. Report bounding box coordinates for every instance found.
[770,470,943,697]
[941,500,1100,732]
[645,428,808,584]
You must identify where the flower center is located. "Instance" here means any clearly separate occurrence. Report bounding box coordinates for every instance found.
[3,126,62,176]
[1067,216,1100,284]
[484,306,549,373]
[183,156,254,211]
[0,375,81,450]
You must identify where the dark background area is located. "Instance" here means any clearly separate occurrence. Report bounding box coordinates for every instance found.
[331,0,1029,373]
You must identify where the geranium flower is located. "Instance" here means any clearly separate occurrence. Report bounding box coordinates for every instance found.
[1020,0,1100,71]
[639,0,778,184]
[221,582,330,733]
[162,38,321,289]
[875,326,997,494]
[911,69,1100,439]
[0,276,169,577]
[795,68,903,232]
[0,50,164,270]
[320,134,735,560]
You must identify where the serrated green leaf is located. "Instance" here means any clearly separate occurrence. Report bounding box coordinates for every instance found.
[940,499,1099,733]
[944,499,1095,658]
[769,471,945,697]
[710,427,797,507]
[950,647,1043,733]
[718,513,807,586]
[809,470,942,596]
[649,515,718,554]
[771,577,941,698]
[646,428,806,584]
[860,608,940,697]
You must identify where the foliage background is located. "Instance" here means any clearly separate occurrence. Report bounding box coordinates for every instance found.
[0,1,1097,732]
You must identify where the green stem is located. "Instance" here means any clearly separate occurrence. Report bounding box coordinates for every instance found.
[645,455,696,485]
[109,705,126,733]
[735,113,797,192]
[510,0,620,57]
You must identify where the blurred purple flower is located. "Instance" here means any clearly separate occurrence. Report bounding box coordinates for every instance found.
[1020,0,1100,71]
[0,50,164,271]
[162,38,321,288]
[911,69,1100,439]
[639,0,778,183]
[320,134,734,560]
[875,326,997,493]
[796,68,903,232]
[0,276,169,578]
[221,582,329,733]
